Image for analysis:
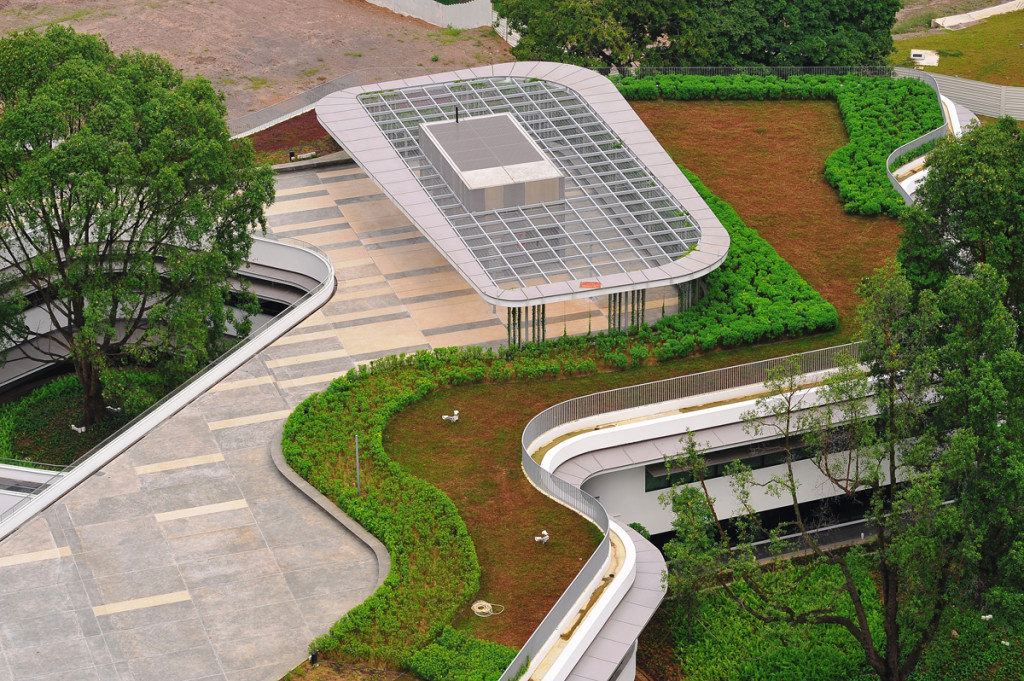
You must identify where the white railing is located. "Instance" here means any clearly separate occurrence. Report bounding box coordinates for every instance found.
[504,341,862,681]
[0,236,335,540]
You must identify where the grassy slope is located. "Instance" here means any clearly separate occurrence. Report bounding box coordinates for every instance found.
[890,10,1024,86]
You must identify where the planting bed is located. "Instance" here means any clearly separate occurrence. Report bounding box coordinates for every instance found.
[632,99,901,336]
[250,110,341,165]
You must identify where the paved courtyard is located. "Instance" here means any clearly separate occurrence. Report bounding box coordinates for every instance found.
[0,160,591,681]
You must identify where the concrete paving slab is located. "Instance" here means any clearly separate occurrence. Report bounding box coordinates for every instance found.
[0,156,647,679]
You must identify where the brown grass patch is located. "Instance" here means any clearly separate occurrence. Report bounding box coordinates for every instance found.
[631,100,902,337]
[384,382,604,648]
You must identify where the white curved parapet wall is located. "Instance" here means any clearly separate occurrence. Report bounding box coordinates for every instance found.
[0,236,336,541]
[316,61,729,307]
[933,0,1024,28]
[508,344,864,681]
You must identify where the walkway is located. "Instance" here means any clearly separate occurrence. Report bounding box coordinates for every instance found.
[0,160,543,681]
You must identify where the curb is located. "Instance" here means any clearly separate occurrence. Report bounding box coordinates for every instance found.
[268,422,391,591]
[272,151,354,174]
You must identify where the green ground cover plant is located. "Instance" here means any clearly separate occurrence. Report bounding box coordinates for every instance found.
[663,556,1024,681]
[890,10,1024,86]
[613,74,943,217]
[282,173,835,674]
[408,627,519,681]
[671,551,883,681]
[0,369,171,467]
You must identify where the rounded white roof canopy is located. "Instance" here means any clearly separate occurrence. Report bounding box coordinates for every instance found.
[316,62,729,307]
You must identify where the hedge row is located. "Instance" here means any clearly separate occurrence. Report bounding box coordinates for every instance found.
[613,74,943,216]
[652,169,837,358]
[284,361,482,667]
[282,172,835,675]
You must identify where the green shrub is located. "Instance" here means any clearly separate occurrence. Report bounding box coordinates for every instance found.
[408,627,518,681]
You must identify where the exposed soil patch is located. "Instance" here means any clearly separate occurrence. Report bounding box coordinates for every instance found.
[631,99,902,338]
[0,0,512,119]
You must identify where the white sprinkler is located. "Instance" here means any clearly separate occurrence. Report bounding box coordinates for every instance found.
[534,529,549,546]
[442,409,460,423]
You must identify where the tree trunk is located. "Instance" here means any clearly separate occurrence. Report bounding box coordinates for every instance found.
[76,358,106,427]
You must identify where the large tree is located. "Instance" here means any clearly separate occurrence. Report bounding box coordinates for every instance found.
[899,116,1024,326]
[0,27,275,425]
[664,262,1024,681]
[494,0,900,69]
[495,0,693,70]
[682,0,901,67]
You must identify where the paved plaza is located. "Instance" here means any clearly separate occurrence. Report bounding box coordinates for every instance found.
[0,160,606,681]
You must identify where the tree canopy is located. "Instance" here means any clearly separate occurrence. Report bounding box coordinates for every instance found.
[899,116,1024,326]
[494,0,901,69]
[663,261,1024,681]
[0,26,275,425]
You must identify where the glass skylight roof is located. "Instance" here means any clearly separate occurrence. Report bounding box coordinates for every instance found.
[357,77,702,290]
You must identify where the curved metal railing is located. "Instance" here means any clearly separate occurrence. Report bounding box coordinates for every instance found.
[0,236,335,538]
[496,453,611,681]
[503,341,862,681]
[885,69,950,205]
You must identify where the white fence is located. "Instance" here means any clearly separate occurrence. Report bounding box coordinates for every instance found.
[924,71,1024,120]
[364,0,493,29]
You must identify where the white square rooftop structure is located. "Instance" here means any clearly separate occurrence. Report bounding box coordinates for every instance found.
[419,113,564,211]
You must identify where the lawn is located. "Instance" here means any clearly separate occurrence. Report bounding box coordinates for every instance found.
[890,10,1024,86]
[631,99,902,338]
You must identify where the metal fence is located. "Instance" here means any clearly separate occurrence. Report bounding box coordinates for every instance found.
[502,341,862,681]
[614,65,897,78]
[917,69,1024,120]
[522,342,862,454]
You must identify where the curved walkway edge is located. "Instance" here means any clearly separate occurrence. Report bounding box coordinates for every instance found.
[268,423,390,591]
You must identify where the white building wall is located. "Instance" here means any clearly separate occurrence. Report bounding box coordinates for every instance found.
[363,0,494,29]
[583,452,885,536]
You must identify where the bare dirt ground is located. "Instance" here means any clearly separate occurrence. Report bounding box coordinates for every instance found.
[0,0,512,119]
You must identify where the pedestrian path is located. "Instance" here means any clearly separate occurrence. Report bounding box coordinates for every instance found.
[0,160,558,681]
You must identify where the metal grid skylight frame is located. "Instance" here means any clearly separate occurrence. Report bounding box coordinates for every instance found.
[357,77,701,290]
